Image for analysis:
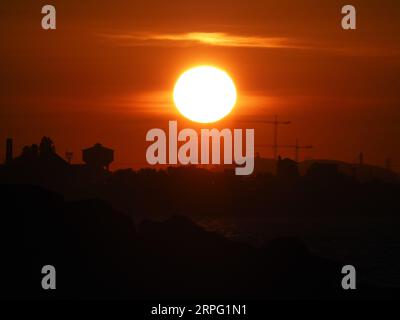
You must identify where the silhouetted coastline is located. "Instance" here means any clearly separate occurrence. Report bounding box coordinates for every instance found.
[1,137,399,299]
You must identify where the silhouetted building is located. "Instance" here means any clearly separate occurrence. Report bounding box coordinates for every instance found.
[307,162,338,179]
[254,155,276,175]
[277,156,299,180]
[5,138,13,164]
[82,143,114,170]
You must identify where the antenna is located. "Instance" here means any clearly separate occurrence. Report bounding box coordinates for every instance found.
[65,150,73,164]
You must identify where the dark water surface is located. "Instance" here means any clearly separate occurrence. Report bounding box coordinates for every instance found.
[196,216,400,287]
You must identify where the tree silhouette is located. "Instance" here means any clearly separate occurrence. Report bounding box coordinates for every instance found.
[39,136,55,156]
[21,144,39,159]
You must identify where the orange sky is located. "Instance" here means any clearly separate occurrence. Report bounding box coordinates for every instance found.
[1,0,400,169]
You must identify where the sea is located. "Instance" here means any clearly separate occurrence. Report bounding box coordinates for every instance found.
[196,216,400,287]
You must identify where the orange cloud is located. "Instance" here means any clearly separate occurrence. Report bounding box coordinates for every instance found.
[97,31,400,58]
[97,31,300,49]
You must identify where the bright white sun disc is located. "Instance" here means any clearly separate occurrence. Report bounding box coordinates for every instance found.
[173,66,237,123]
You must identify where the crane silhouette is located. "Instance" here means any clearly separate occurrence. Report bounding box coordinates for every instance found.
[257,139,313,162]
[239,115,291,160]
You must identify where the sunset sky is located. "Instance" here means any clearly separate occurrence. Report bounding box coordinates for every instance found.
[1,0,400,169]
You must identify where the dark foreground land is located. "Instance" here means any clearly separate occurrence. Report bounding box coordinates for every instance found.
[1,184,399,300]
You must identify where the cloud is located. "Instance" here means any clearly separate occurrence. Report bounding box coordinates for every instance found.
[97,31,302,49]
[97,31,400,58]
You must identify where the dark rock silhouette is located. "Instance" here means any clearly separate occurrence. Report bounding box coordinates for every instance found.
[0,184,398,299]
[0,136,400,299]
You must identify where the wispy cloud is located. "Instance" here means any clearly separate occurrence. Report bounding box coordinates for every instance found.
[97,31,301,49]
[96,31,400,58]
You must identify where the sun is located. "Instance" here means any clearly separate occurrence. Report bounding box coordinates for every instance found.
[173,66,237,123]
